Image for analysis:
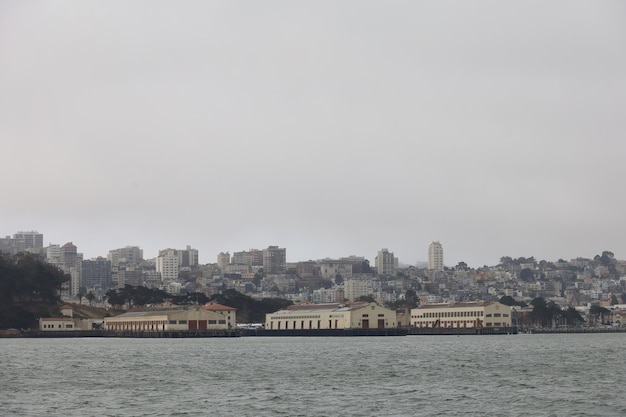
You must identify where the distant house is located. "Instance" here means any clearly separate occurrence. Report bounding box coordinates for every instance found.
[103,304,236,332]
[265,302,397,330]
[39,317,76,331]
[60,305,73,318]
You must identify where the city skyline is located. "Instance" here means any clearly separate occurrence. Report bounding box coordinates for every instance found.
[2,2,625,268]
[1,228,622,269]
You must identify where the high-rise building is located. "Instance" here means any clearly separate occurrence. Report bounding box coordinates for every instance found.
[217,252,231,269]
[262,246,286,275]
[13,231,43,253]
[344,277,374,301]
[82,257,112,289]
[108,246,143,266]
[61,242,78,270]
[375,248,396,276]
[158,245,198,268]
[428,241,444,271]
[156,252,179,282]
[232,249,264,266]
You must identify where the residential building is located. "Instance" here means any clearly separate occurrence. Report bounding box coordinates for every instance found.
[108,246,143,266]
[82,257,112,289]
[217,252,231,269]
[375,248,396,276]
[428,241,444,271]
[61,242,78,270]
[232,249,264,266]
[13,230,43,253]
[263,246,286,275]
[344,277,373,301]
[156,251,180,282]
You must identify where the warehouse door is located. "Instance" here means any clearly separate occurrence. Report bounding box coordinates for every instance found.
[198,320,207,330]
[362,319,369,329]
[189,320,198,330]
[378,319,385,329]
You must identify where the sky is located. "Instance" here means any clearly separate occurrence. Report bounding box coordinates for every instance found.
[1,1,625,268]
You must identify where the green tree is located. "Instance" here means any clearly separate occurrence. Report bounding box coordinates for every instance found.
[334,274,344,285]
[589,304,611,325]
[519,268,534,282]
[357,295,376,303]
[86,291,96,306]
[499,296,516,306]
[455,261,468,271]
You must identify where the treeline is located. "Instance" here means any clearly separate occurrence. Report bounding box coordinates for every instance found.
[499,296,586,328]
[0,252,69,329]
[105,286,292,323]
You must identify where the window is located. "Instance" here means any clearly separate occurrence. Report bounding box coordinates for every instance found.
[179,320,187,324]
[208,320,217,324]
[169,320,176,324]
[219,320,226,324]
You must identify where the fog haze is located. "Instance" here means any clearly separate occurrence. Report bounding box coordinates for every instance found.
[2,1,625,267]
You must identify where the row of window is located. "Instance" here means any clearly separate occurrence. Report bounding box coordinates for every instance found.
[270,315,321,320]
[167,320,226,325]
[415,311,485,318]
[42,324,73,329]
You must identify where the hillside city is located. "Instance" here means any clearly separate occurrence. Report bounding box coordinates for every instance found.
[2,230,626,328]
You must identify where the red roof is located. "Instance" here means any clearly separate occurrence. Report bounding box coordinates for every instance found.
[202,303,235,311]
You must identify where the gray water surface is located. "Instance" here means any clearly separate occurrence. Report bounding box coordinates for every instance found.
[1,334,625,416]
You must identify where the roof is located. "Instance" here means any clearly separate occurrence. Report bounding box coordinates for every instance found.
[40,317,74,321]
[106,311,171,319]
[202,303,235,311]
[273,302,375,315]
[416,302,494,310]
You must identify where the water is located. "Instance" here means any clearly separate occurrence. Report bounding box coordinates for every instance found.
[1,334,625,416]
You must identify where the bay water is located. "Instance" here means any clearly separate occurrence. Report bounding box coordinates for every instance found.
[1,334,624,416]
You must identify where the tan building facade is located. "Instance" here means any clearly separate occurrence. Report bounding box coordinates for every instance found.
[104,304,236,332]
[265,302,397,330]
[410,301,512,329]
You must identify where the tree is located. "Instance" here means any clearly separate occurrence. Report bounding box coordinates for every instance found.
[334,274,344,285]
[589,304,611,326]
[0,252,69,329]
[530,297,549,327]
[86,291,95,306]
[455,261,468,271]
[519,268,534,282]
[357,295,376,303]
[564,307,584,327]
[404,289,420,308]
[499,296,516,306]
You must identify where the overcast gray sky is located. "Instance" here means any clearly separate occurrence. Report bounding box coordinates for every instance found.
[1,1,625,267]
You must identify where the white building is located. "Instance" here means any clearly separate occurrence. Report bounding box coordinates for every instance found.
[265,302,397,330]
[375,248,396,276]
[104,304,236,332]
[344,277,374,301]
[428,241,444,271]
[217,252,231,269]
[156,252,179,282]
[410,301,513,329]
